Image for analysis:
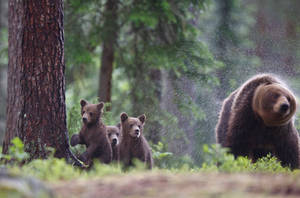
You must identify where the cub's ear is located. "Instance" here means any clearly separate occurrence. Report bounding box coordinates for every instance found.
[80,99,88,107]
[97,102,104,112]
[120,112,128,122]
[116,123,121,129]
[138,114,146,124]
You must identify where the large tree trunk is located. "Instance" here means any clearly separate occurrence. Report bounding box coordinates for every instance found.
[3,0,81,165]
[98,0,118,109]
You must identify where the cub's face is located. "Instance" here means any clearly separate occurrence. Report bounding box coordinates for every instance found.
[80,99,104,126]
[107,124,121,147]
[252,83,297,126]
[120,113,146,138]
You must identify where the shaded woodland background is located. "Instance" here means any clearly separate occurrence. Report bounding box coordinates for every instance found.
[1,0,300,165]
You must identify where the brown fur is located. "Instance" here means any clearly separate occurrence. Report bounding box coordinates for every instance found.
[118,113,153,169]
[106,123,121,161]
[70,99,112,165]
[215,74,300,169]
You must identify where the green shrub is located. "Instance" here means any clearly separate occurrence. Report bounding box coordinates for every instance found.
[151,141,196,169]
[0,137,294,184]
[201,144,291,173]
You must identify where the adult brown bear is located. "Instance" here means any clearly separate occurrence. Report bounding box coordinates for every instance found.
[215,74,300,169]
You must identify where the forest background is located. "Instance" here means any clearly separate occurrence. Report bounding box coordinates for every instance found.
[1,0,300,167]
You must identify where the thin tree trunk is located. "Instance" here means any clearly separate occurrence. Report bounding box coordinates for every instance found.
[98,0,118,110]
[215,0,232,100]
[0,0,5,141]
[3,0,81,166]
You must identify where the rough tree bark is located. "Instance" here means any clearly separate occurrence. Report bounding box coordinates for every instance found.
[3,0,81,165]
[98,0,118,110]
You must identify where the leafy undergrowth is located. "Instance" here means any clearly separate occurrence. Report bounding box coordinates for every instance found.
[1,138,299,197]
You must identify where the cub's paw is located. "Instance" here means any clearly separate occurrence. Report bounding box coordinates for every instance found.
[78,152,89,163]
[70,134,80,146]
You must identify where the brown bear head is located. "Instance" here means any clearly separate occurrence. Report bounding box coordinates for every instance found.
[252,83,297,126]
[80,99,104,126]
[120,112,146,138]
[107,123,121,146]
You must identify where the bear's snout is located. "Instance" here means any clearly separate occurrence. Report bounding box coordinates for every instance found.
[82,117,88,123]
[135,129,140,136]
[280,103,289,113]
[273,95,290,115]
[129,124,141,138]
[112,138,118,146]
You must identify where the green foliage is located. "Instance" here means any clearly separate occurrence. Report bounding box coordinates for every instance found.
[151,141,196,170]
[201,144,291,173]
[0,139,295,184]
[0,137,29,163]
[67,105,81,137]
[0,28,8,67]
[9,158,123,181]
[151,141,174,168]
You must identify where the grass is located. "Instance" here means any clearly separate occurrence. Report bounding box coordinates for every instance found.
[1,138,298,198]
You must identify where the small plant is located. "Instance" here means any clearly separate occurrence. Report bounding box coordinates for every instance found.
[151,141,196,169]
[151,141,173,168]
[0,137,29,164]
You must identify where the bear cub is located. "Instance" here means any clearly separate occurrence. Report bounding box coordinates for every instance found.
[118,112,153,169]
[106,123,121,161]
[70,99,112,165]
[215,74,300,169]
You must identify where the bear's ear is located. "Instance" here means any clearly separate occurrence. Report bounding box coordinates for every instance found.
[138,114,146,124]
[80,99,88,107]
[116,123,121,129]
[97,102,104,112]
[120,112,128,122]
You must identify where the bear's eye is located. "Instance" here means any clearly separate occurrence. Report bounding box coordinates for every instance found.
[116,133,119,136]
[287,97,291,102]
[138,125,141,129]
[130,124,133,128]
[89,112,93,116]
[82,111,85,114]
[108,133,111,137]
[273,93,280,99]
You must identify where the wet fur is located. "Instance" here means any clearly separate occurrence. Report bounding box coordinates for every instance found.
[215,74,300,169]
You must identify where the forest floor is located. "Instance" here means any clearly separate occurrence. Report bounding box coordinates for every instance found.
[50,172,300,198]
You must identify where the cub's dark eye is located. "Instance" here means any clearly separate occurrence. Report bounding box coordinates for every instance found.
[287,97,291,102]
[138,125,141,129]
[130,124,133,128]
[82,111,85,114]
[108,133,111,137]
[116,133,120,136]
[89,112,93,116]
